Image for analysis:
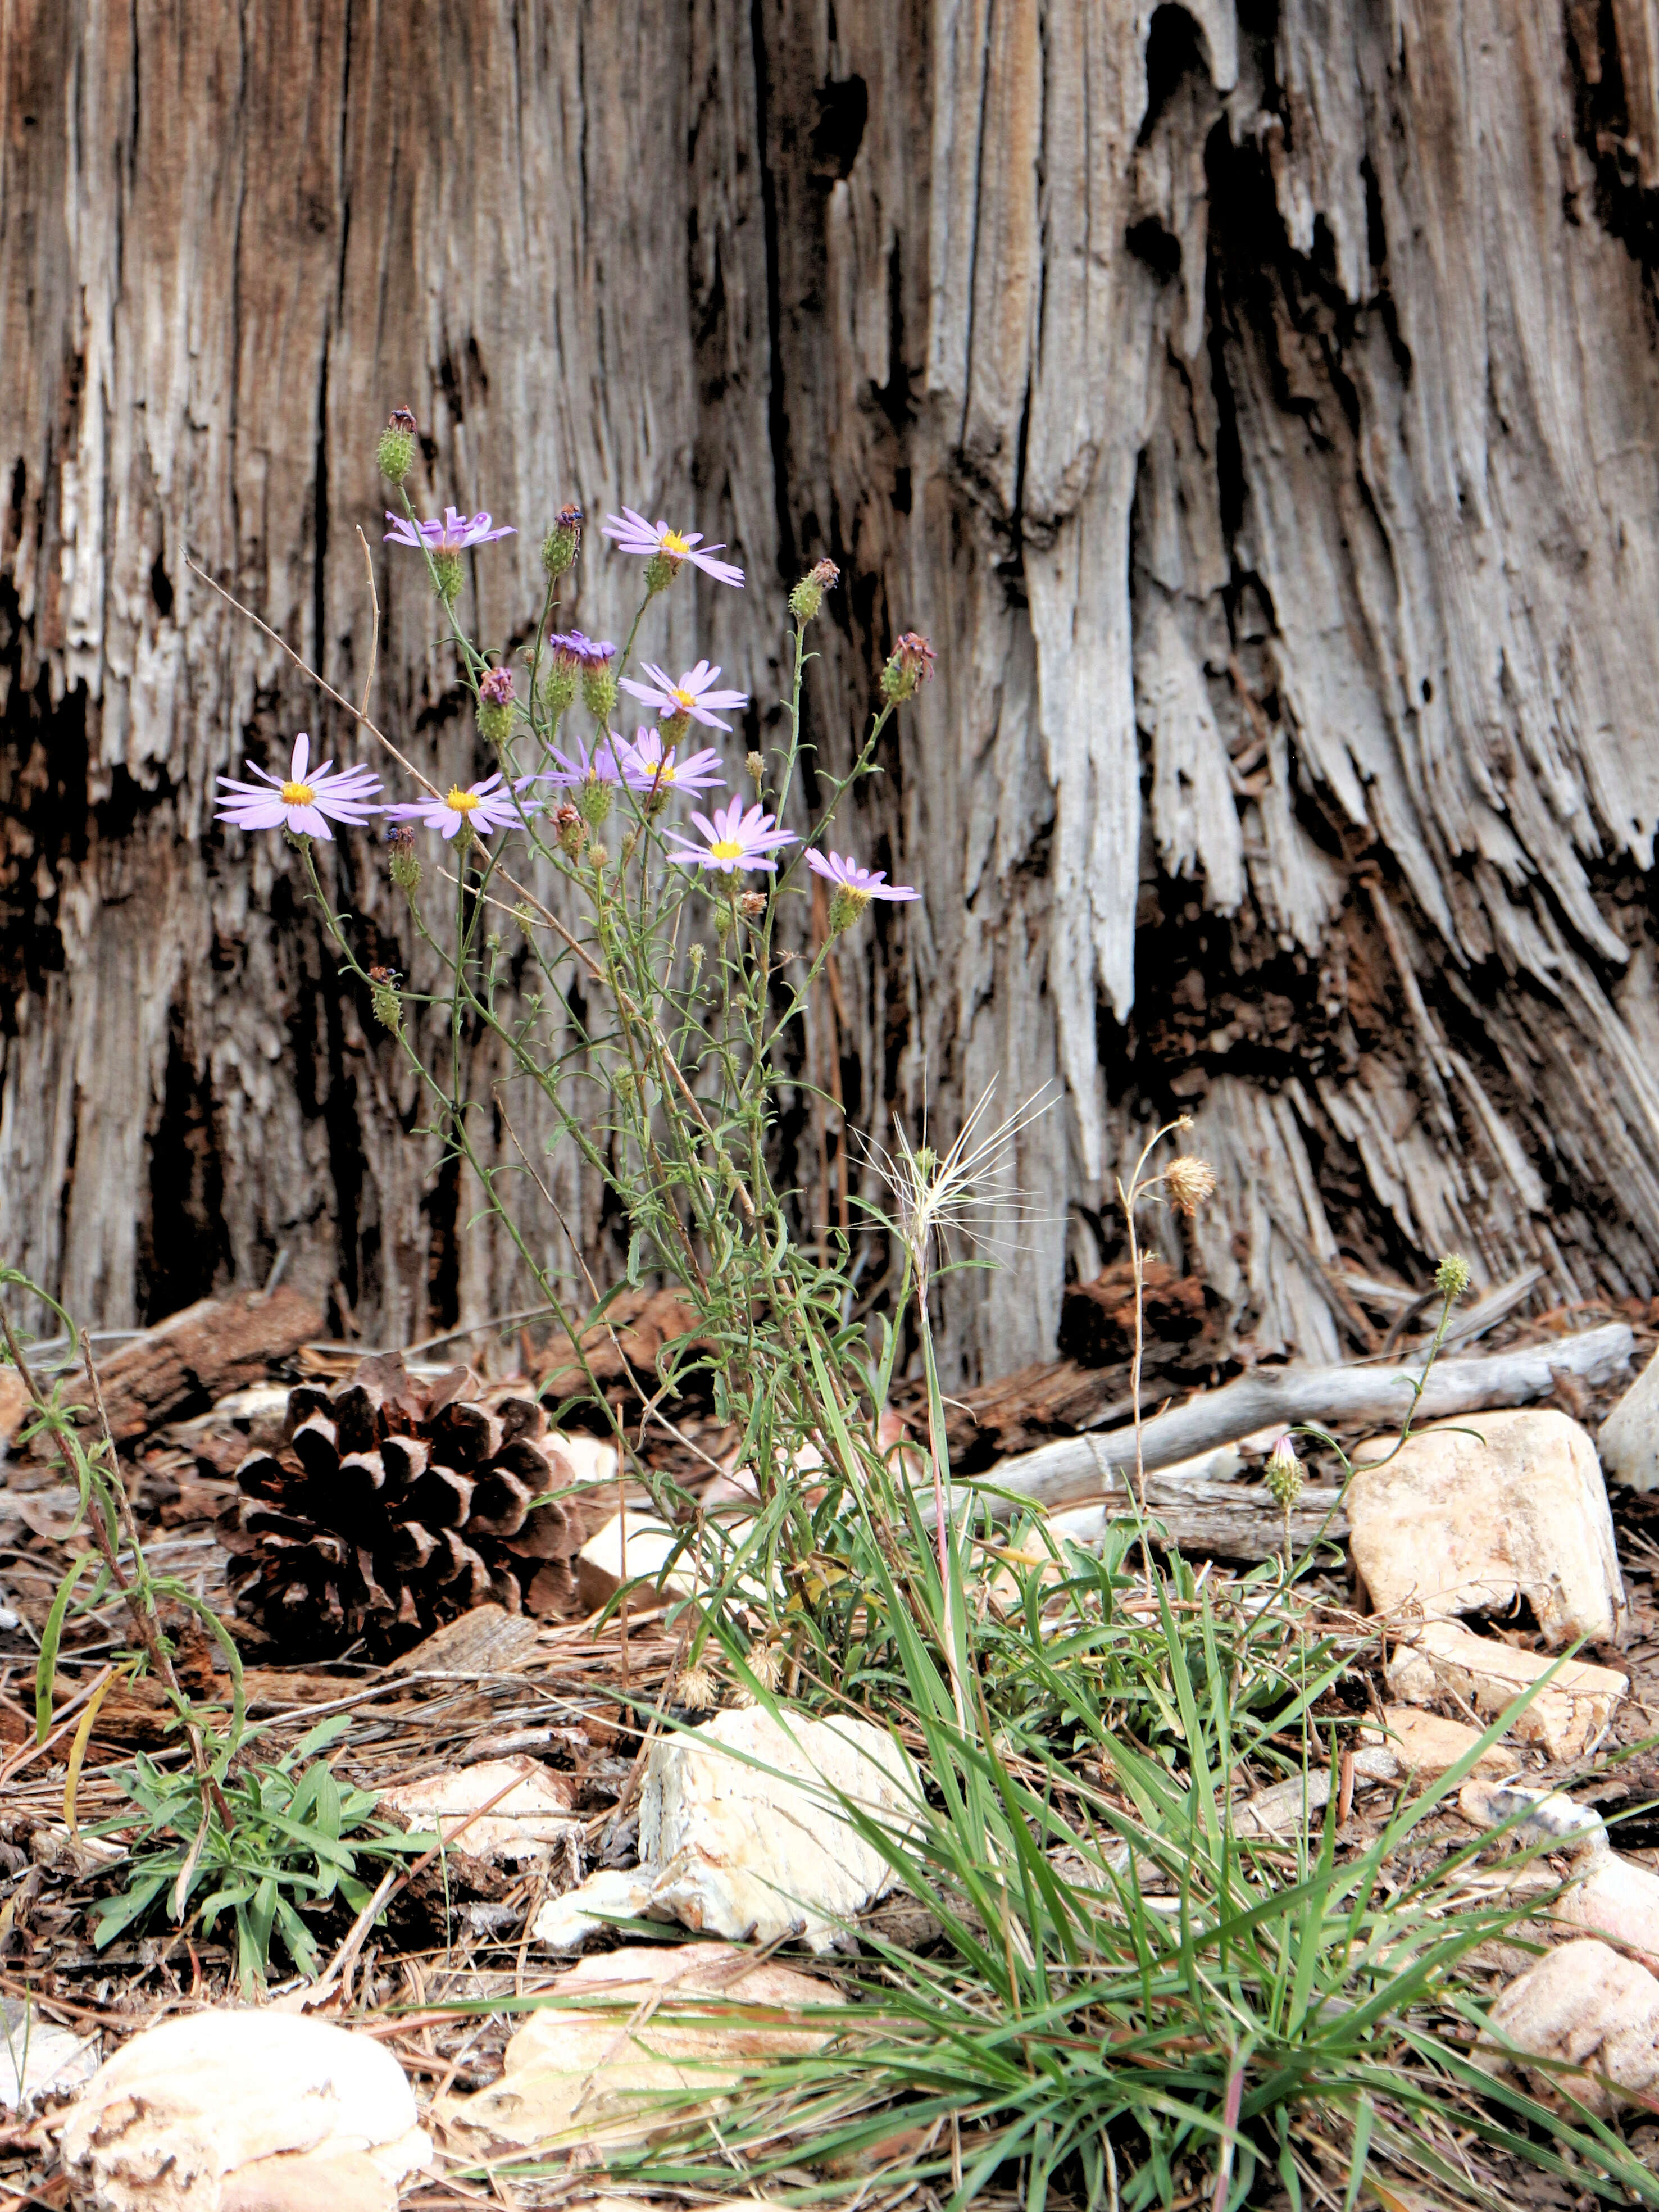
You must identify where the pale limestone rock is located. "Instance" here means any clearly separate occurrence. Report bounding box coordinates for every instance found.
[640,1705,921,1951]
[1347,1408,1626,1646]
[1457,1777,1607,1856]
[1233,1747,1398,1836]
[376,1756,576,1863]
[1551,1853,1659,1969]
[533,1868,655,1950]
[1360,1705,1520,1780]
[58,2010,429,2212]
[0,2001,98,2111]
[1600,1343,1659,1493]
[1478,1939,1659,2115]
[575,1511,694,1611]
[1384,1619,1626,1760]
[440,1943,835,2151]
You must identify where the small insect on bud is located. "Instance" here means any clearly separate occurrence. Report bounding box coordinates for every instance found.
[678,1663,719,1714]
[738,889,767,920]
[475,665,516,746]
[826,883,872,936]
[540,502,584,581]
[1435,1252,1472,1301]
[431,548,465,606]
[746,750,765,782]
[1264,1434,1303,1510]
[554,802,586,858]
[880,630,937,703]
[1164,1155,1217,1219]
[387,823,422,893]
[375,406,418,487]
[788,557,841,623]
[366,964,402,1031]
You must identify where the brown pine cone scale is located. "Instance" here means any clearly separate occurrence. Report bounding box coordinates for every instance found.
[219,1350,606,1654]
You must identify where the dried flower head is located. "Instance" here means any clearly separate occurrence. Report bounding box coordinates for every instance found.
[789,557,841,621]
[747,750,765,781]
[366,964,402,1031]
[881,630,937,703]
[747,1641,785,1692]
[387,821,421,892]
[1164,1155,1217,1218]
[554,802,585,858]
[737,889,767,919]
[678,1663,719,1714]
[1435,1252,1472,1301]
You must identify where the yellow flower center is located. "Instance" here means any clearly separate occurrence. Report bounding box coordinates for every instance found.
[661,530,691,557]
[669,687,696,711]
[652,757,679,780]
[447,785,480,813]
[280,780,316,806]
[709,839,744,861]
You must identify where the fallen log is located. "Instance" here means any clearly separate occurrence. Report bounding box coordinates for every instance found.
[965,1323,1634,1520]
[1046,1478,1350,1561]
[30,1286,324,1452]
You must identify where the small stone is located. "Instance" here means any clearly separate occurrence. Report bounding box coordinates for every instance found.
[1347,1408,1627,1646]
[576,1511,694,1611]
[1384,1618,1626,1761]
[1551,1851,1659,1969]
[440,1943,836,2151]
[533,1868,656,1950]
[1477,1938,1659,2115]
[1361,1705,1520,1780]
[1600,1342,1659,1493]
[1457,1777,1606,1856]
[639,1705,921,1952]
[58,2010,429,2212]
[378,1756,577,1863]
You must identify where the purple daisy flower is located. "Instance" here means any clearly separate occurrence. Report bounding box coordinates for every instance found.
[664,797,798,874]
[616,728,727,796]
[537,735,625,791]
[215,732,383,841]
[806,850,920,902]
[601,508,744,588]
[618,659,749,733]
[546,630,617,666]
[385,772,531,843]
[384,506,516,553]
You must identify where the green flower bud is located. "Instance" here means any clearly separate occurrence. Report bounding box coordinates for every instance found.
[432,548,465,606]
[576,771,613,828]
[476,666,516,747]
[376,407,418,487]
[688,941,705,982]
[581,665,617,721]
[542,664,578,721]
[1435,1253,1472,1300]
[1264,1435,1303,1510]
[540,502,583,580]
[789,557,840,623]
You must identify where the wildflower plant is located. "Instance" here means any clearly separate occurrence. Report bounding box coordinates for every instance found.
[213,415,941,1646]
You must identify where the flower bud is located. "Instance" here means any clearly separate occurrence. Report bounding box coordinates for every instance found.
[475,665,516,746]
[746,751,765,781]
[713,901,735,943]
[576,771,613,828]
[1435,1252,1472,1300]
[660,707,692,745]
[1165,1155,1217,1219]
[540,502,583,580]
[588,843,609,874]
[738,889,767,920]
[688,942,705,982]
[554,802,585,857]
[620,828,640,865]
[512,901,537,934]
[387,824,421,893]
[881,629,937,703]
[432,548,464,606]
[826,883,872,935]
[376,407,418,487]
[1264,1434,1303,1510]
[789,557,841,622]
[367,964,402,1031]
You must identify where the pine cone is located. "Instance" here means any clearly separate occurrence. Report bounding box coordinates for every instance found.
[219,1351,603,1655]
